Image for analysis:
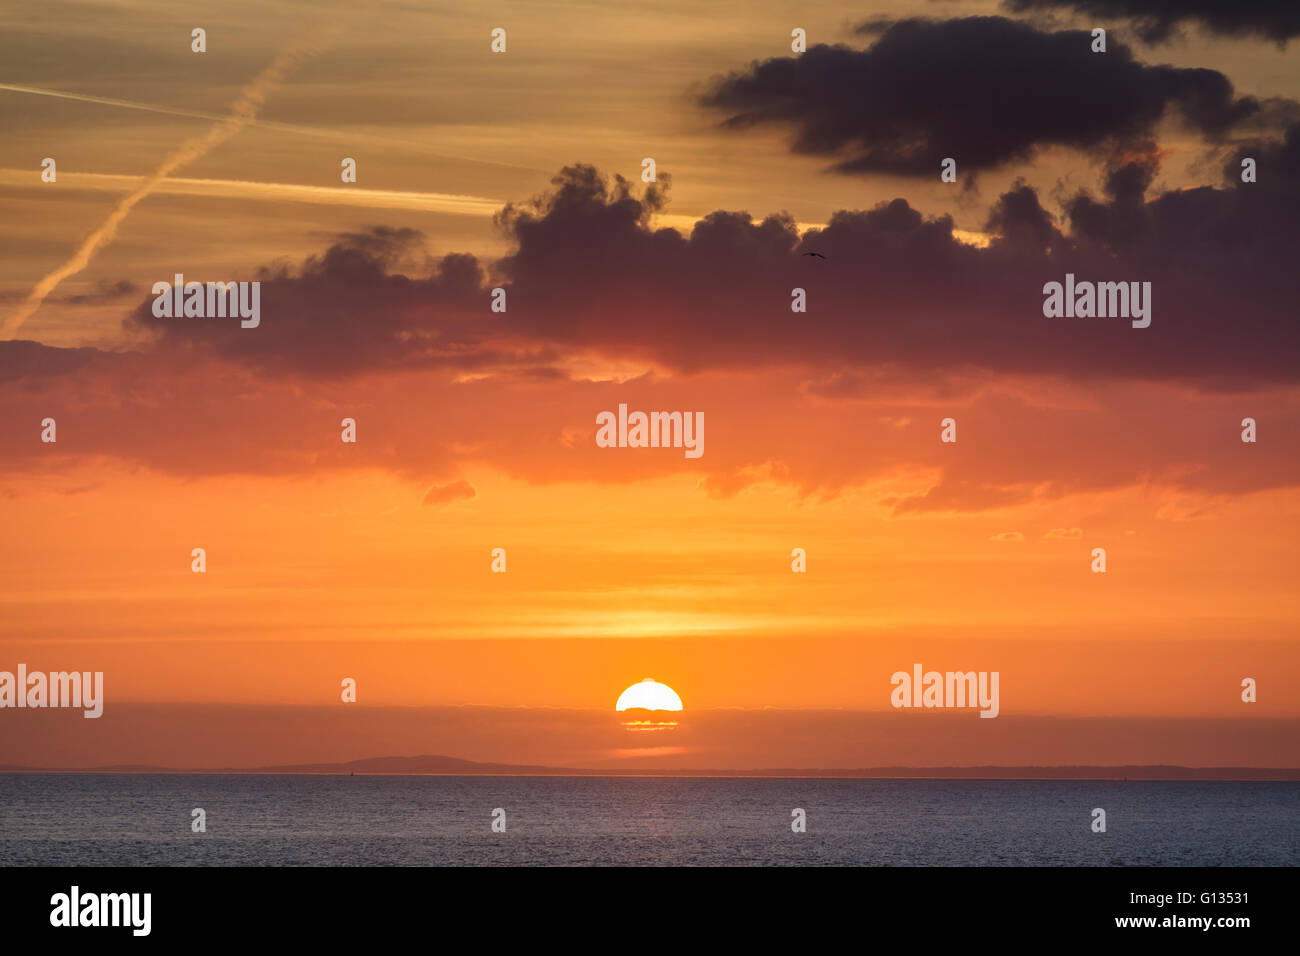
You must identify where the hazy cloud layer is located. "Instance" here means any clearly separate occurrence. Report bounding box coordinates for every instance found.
[2,704,1296,770]
[1,143,1297,508]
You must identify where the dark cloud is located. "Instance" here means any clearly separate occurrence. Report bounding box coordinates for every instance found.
[984,181,1066,252]
[486,155,1299,388]
[1060,141,1161,248]
[71,140,1299,390]
[698,16,1264,177]
[0,340,103,385]
[124,226,511,378]
[3,147,1298,506]
[1004,0,1300,45]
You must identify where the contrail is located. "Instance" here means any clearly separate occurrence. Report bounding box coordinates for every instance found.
[0,168,507,216]
[0,167,848,239]
[0,82,550,173]
[0,82,260,125]
[2,27,332,339]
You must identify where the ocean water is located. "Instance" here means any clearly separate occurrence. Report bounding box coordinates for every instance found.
[0,774,1294,866]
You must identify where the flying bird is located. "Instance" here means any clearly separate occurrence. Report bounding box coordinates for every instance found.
[802,252,827,259]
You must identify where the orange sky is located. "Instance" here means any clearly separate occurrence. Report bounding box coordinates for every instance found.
[1,0,1297,769]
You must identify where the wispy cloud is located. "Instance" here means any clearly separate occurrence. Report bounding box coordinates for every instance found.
[2,23,335,338]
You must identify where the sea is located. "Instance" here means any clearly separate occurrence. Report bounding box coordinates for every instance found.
[0,774,1294,866]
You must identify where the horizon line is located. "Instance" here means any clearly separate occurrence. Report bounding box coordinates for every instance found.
[4,757,1298,782]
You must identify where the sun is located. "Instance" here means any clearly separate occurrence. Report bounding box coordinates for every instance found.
[616,680,683,731]
[616,678,683,712]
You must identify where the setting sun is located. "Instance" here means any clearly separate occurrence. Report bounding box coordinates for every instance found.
[615,679,683,712]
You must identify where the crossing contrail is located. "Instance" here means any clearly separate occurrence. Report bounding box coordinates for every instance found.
[0,82,550,174]
[2,25,333,339]
[0,82,263,125]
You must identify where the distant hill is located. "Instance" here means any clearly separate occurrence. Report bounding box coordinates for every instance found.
[256,755,556,774]
[1,757,1297,780]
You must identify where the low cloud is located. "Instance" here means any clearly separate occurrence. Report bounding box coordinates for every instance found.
[422,479,477,506]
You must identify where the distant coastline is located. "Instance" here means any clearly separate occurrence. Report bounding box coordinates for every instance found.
[2,755,1296,781]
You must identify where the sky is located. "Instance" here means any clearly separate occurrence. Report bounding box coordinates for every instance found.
[1,0,1298,770]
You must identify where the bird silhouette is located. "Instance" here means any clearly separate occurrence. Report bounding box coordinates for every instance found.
[802,252,827,259]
